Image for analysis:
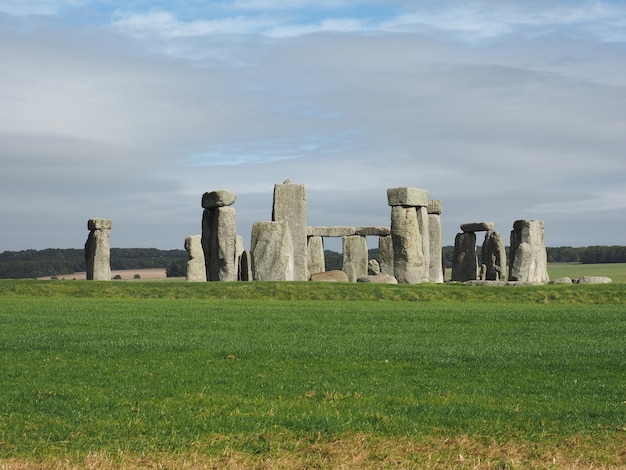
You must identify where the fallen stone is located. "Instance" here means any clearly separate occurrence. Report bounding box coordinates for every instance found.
[549,277,573,284]
[201,190,237,209]
[575,276,612,284]
[461,222,495,232]
[368,259,380,275]
[356,274,398,284]
[387,187,429,207]
[310,270,348,282]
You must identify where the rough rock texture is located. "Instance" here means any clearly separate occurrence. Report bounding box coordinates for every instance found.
[378,235,394,276]
[576,276,612,284]
[310,270,348,282]
[390,206,427,284]
[387,187,429,207]
[307,226,390,237]
[251,221,294,281]
[201,190,237,209]
[461,222,495,232]
[272,180,307,280]
[202,206,238,281]
[509,220,549,284]
[451,231,477,282]
[85,218,112,281]
[307,236,326,276]
[549,277,573,284]
[356,274,398,284]
[480,231,507,281]
[355,226,391,237]
[416,206,430,280]
[368,259,380,275]
[184,235,206,282]
[342,235,368,282]
[428,210,444,283]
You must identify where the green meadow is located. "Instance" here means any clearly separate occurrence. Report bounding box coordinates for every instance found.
[0,280,625,468]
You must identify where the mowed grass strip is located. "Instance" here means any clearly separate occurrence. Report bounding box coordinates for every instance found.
[0,292,625,467]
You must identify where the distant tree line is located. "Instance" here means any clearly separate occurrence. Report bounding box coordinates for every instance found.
[1,245,625,279]
[0,248,186,279]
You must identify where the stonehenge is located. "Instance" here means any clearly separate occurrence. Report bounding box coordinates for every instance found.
[184,235,206,282]
[85,218,112,281]
[187,181,550,285]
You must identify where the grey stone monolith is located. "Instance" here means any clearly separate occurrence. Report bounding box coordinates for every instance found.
[85,218,112,281]
[342,235,368,282]
[509,220,549,283]
[251,221,294,281]
[417,206,430,280]
[451,231,477,282]
[481,231,507,281]
[307,236,325,275]
[390,206,427,284]
[378,235,394,276]
[202,190,237,209]
[239,250,252,281]
[202,205,237,281]
[427,200,444,283]
[184,235,206,282]
[272,180,307,280]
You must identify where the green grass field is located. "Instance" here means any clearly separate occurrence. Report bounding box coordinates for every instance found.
[0,280,625,468]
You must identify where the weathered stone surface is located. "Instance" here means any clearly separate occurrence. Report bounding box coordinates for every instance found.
[310,270,348,282]
[549,277,573,284]
[368,259,380,275]
[342,235,368,282]
[85,219,112,281]
[427,199,442,215]
[88,218,112,230]
[272,181,307,280]
[238,250,252,281]
[202,206,238,281]
[576,276,612,284]
[461,222,495,232]
[390,206,428,284]
[387,187,429,207]
[307,236,325,276]
[451,231,477,282]
[428,212,444,283]
[416,206,430,281]
[307,226,356,237]
[355,226,391,237]
[184,234,206,282]
[480,231,507,281]
[509,220,549,284]
[356,274,398,284]
[251,221,294,281]
[201,190,236,209]
[378,235,394,276]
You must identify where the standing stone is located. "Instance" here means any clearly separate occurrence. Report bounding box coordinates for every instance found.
[451,231,477,282]
[251,221,294,281]
[239,250,252,281]
[85,218,112,281]
[272,180,307,280]
[481,231,507,281]
[202,205,237,281]
[378,235,394,276]
[342,235,368,282]
[427,200,444,283]
[368,259,380,275]
[184,235,206,282]
[509,220,549,283]
[390,206,427,284]
[307,236,325,275]
[416,206,430,280]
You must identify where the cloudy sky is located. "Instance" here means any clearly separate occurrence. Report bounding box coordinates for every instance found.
[1,0,625,252]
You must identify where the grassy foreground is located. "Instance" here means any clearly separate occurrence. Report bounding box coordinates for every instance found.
[0,281,625,468]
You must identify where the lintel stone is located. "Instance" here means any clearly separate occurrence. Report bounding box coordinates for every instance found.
[427,200,442,215]
[88,218,112,230]
[202,190,237,209]
[461,222,495,232]
[387,187,429,207]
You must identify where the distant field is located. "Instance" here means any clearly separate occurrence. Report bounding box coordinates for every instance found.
[547,262,626,283]
[0,281,625,468]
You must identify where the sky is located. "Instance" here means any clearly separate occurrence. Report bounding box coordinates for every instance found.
[1,0,625,252]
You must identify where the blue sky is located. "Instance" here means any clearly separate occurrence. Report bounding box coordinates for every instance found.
[1,0,625,251]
